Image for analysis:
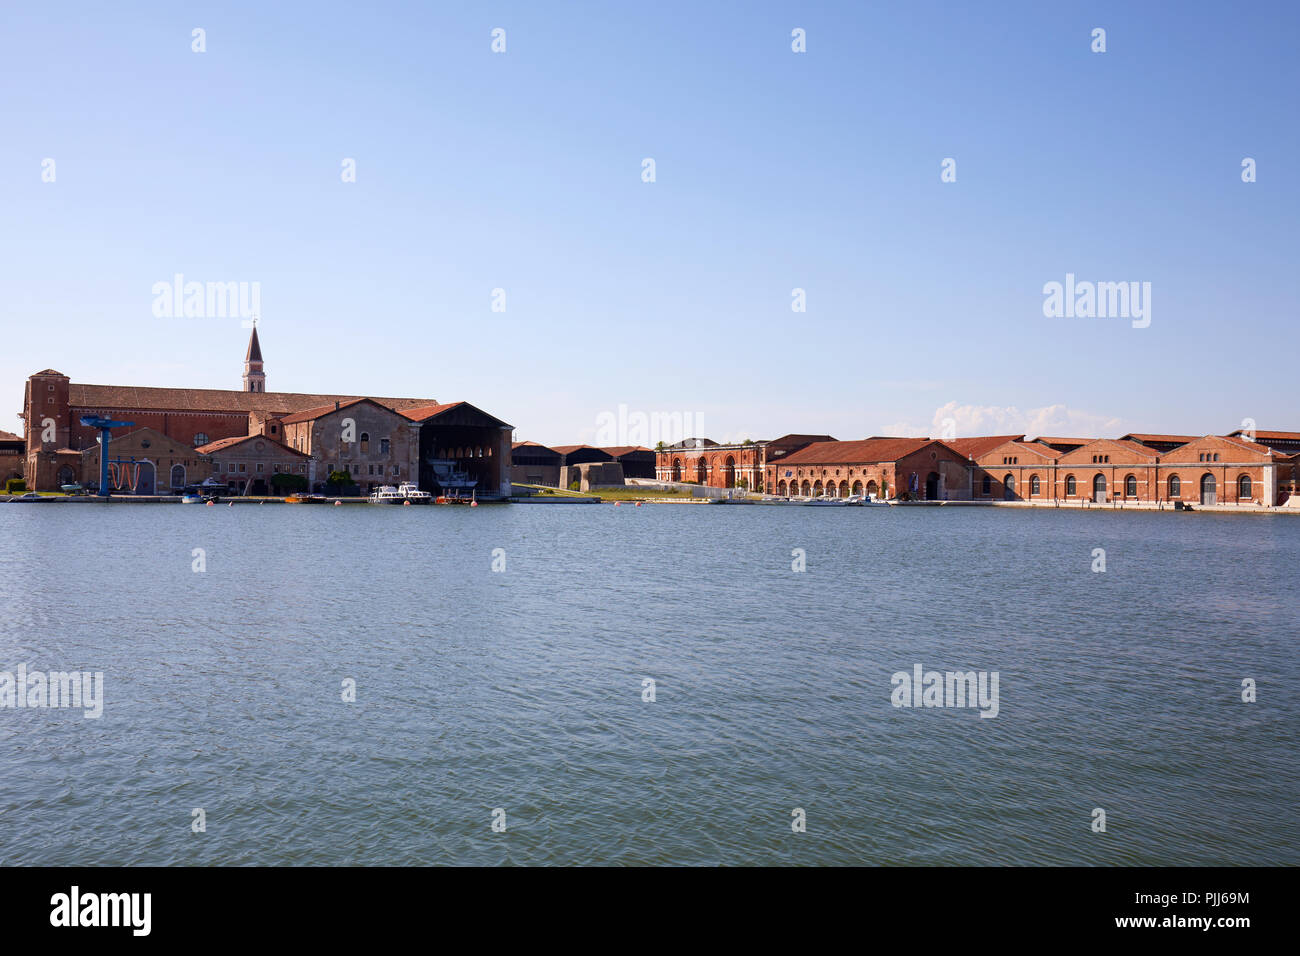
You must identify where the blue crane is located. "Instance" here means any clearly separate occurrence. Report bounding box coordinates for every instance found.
[79,416,136,498]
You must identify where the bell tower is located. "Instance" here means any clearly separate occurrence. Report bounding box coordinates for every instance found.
[243,322,266,393]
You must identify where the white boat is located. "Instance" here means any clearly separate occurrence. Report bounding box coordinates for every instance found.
[805,496,848,507]
[368,485,406,505]
[398,481,432,504]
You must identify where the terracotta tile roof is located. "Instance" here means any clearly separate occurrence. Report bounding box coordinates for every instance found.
[1230,429,1300,441]
[0,430,21,442]
[1120,433,1196,446]
[279,398,371,424]
[1162,435,1275,460]
[400,401,462,422]
[513,440,557,452]
[194,434,309,457]
[601,446,653,457]
[1058,438,1161,463]
[1034,436,1094,446]
[769,434,836,445]
[550,444,597,455]
[68,383,436,416]
[400,401,511,428]
[976,440,1060,463]
[945,435,1026,459]
[777,437,941,465]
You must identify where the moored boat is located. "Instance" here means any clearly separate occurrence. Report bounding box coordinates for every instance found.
[368,485,406,505]
[397,481,432,504]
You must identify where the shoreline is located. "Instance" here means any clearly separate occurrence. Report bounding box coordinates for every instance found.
[4,493,1297,515]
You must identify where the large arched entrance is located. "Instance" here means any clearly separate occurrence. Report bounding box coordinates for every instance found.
[724,456,736,488]
[1200,473,1216,505]
[1093,473,1107,503]
[1004,474,1016,501]
[671,458,682,482]
[170,464,186,490]
[851,480,863,496]
[777,480,787,495]
[866,480,878,498]
[57,465,77,488]
[695,458,707,484]
[925,472,940,500]
[800,480,811,497]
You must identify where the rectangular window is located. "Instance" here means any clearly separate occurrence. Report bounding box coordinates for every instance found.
[239,463,246,473]
[256,463,264,473]
[380,438,390,455]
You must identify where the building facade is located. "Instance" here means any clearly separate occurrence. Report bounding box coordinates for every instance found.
[18,328,513,497]
[765,438,973,500]
[656,434,834,491]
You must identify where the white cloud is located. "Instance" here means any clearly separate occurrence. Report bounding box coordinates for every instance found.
[881,401,1129,441]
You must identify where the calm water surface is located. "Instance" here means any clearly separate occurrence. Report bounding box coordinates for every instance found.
[0,502,1295,865]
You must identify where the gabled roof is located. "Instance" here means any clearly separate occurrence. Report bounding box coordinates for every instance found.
[513,440,558,453]
[195,434,309,457]
[601,446,654,457]
[280,397,379,424]
[975,439,1060,463]
[1058,438,1161,463]
[768,433,836,446]
[550,444,612,457]
[401,401,512,429]
[1033,436,1094,446]
[1120,433,1196,448]
[945,435,1026,460]
[1161,434,1275,462]
[0,430,22,442]
[776,437,952,466]
[1228,429,1300,441]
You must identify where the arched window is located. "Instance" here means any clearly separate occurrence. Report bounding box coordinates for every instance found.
[1168,474,1181,498]
[1066,474,1076,496]
[981,474,991,495]
[1030,474,1040,496]
[170,464,185,488]
[1213,453,1220,462]
[193,432,209,447]
[1239,475,1251,499]
[1125,474,1137,497]
[360,432,370,454]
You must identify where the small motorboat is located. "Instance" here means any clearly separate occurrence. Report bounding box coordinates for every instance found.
[180,493,204,504]
[805,496,847,507]
[397,481,432,504]
[10,492,57,503]
[368,485,405,505]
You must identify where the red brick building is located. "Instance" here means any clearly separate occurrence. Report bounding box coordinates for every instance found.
[764,438,973,500]
[18,328,513,496]
[967,434,1288,506]
[656,434,834,491]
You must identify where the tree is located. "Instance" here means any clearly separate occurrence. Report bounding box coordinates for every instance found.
[270,472,308,493]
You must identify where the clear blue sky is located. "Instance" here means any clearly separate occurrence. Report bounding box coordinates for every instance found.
[2,1,1295,445]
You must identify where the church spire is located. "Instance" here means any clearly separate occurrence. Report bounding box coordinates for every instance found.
[243,321,266,393]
